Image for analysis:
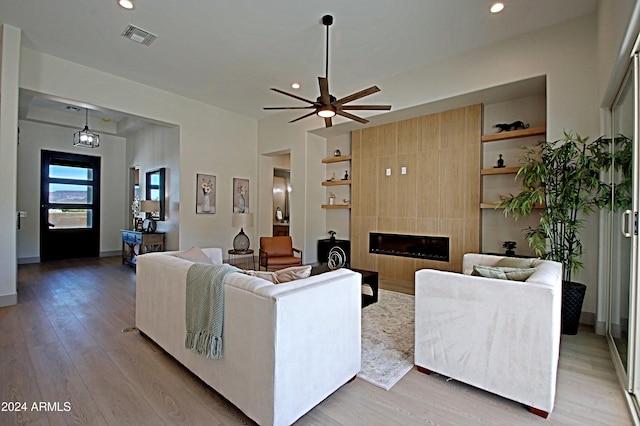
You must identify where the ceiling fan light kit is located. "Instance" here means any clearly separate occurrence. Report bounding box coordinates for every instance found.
[264,15,391,128]
[317,105,336,118]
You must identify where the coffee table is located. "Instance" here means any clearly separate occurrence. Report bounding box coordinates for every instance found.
[310,264,379,307]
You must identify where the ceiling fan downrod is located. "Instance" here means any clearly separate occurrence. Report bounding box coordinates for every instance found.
[322,15,333,80]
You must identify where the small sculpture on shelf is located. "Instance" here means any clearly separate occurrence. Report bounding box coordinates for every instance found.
[334,149,341,157]
[343,198,350,205]
[494,121,530,133]
[503,241,517,256]
[343,170,349,180]
[329,192,336,205]
[495,154,505,168]
[327,172,336,182]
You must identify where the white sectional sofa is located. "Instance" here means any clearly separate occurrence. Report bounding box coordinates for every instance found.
[135,248,362,426]
[414,253,562,418]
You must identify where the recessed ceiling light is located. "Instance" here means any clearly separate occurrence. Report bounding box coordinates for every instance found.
[118,0,134,10]
[490,2,505,13]
[291,83,300,89]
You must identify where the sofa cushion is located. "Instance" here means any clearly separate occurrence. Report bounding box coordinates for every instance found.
[472,265,536,281]
[243,265,312,284]
[276,265,312,283]
[244,269,279,283]
[172,247,213,264]
[495,257,536,269]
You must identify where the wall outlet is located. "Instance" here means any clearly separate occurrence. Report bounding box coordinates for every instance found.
[401,167,407,175]
[18,211,27,218]
[386,168,391,176]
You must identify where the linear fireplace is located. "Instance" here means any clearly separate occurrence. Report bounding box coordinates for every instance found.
[369,232,449,262]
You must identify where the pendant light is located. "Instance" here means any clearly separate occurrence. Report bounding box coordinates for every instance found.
[73,108,100,148]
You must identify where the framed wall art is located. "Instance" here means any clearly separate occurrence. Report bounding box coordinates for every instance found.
[233,178,249,213]
[196,174,216,214]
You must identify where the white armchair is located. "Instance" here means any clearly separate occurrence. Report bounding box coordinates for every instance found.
[414,253,562,418]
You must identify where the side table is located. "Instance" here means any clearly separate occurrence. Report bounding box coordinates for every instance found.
[228,249,255,270]
[121,230,165,266]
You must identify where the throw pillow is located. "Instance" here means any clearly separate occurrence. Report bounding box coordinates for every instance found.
[275,265,312,283]
[472,265,507,280]
[244,270,279,284]
[172,247,213,264]
[501,267,536,281]
[472,265,536,281]
[495,257,536,269]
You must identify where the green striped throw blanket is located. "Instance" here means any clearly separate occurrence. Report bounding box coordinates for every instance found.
[185,263,240,359]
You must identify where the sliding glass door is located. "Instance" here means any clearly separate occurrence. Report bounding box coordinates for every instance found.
[608,52,640,402]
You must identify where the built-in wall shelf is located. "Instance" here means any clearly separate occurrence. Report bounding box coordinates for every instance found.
[481,126,546,143]
[480,166,520,175]
[481,202,545,209]
[322,180,351,186]
[322,155,352,164]
[322,204,351,209]
[481,202,502,209]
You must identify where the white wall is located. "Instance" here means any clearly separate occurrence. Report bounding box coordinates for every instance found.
[597,0,638,106]
[16,120,127,261]
[127,124,180,250]
[258,13,601,312]
[0,25,20,306]
[17,46,258,255]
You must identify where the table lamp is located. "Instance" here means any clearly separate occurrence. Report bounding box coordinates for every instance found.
[140,200,160,233]
[232,212,253,251]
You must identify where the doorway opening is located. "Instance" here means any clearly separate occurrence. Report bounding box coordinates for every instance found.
[40,150,101,261]
[273,168,291,236]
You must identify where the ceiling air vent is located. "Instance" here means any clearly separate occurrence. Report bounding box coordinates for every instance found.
[121,24,157,46]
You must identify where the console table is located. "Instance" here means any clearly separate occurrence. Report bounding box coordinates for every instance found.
[121,230,165,266]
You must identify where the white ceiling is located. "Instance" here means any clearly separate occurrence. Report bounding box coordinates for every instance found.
[1,0,597,129]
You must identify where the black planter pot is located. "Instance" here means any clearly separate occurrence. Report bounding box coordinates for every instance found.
[561,281,586,335]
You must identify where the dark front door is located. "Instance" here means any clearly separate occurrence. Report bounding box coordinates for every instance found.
[40,150,101,261]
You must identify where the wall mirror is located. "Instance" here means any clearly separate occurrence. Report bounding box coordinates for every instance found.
[146,167,165,220]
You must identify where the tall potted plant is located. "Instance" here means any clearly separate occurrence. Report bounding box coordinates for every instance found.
[497,131,622,334]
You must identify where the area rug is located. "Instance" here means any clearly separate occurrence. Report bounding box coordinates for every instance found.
[358,289,415,390]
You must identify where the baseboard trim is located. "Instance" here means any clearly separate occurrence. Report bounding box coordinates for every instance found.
[580,311,596,326]
[0,292,18,307]
[100,250,121,257]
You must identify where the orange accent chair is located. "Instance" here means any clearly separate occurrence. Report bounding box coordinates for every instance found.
[259,236,303,271]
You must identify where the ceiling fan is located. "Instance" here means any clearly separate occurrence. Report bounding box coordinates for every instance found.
[264,15,391,128]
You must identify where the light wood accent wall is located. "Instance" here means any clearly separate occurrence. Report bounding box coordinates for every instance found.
[351,104,481,286]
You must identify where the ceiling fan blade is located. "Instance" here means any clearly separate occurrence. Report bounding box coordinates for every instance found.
[340,105,392,111]
[264,106,316,110]
[270,88,318,105]
[324,117,333,128]
[335,110,369,124]
[334,86,380,106]
[318,77,331,105]
[289,110,318,123]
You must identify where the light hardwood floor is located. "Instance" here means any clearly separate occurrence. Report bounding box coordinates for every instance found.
[0,256,634,425]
